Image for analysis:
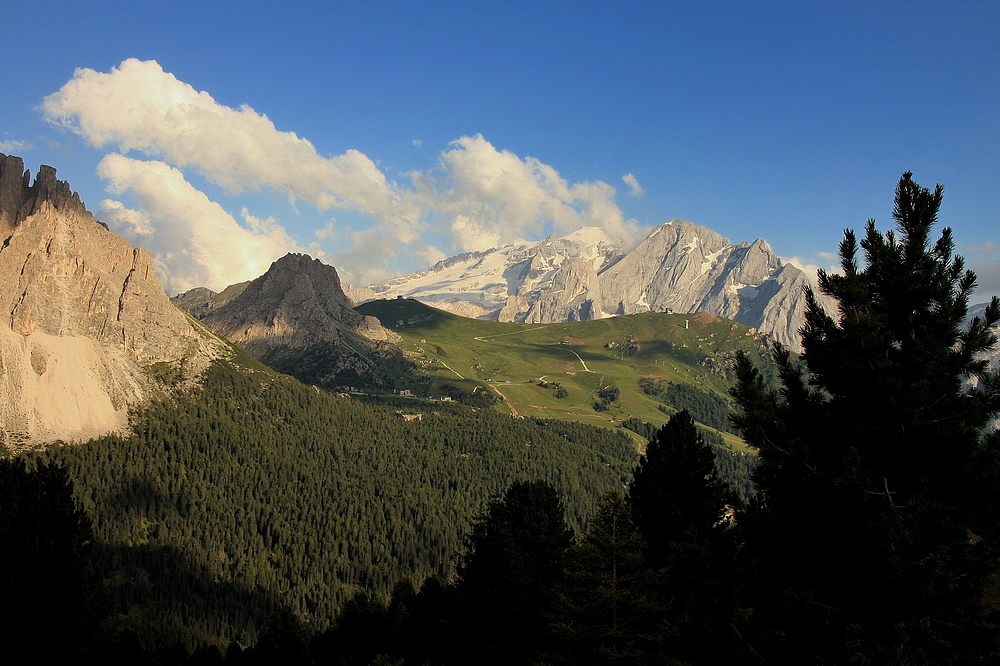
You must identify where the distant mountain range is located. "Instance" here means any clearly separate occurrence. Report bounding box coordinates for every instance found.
[345,222,838,352]
[967,301,1000,376]
[5,150,992,451]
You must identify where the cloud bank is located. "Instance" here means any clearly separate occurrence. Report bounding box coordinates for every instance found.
[96,154,303,293]
[44,59,644,288]
[418,134,645,251]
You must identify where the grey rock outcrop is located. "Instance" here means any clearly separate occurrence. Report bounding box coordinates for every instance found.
[342,283,378,307]
[179,253,400,387]
[171,282,250,320]
[356,220,832,351]
[0,158,222,449]
[1,153,91,240]
[351,227,623,323]
[598,220,835,349]
[523,258,604,323]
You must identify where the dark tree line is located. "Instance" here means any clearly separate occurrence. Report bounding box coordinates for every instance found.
[620,416,757,503]
[640,377,739,435]
[0,459,99,665]
[258,410,739,666]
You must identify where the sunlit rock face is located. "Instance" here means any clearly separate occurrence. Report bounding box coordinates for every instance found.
[598,220,834,351]
[174,252,400,385]
[348,220,833,351]
[0,155,219,449]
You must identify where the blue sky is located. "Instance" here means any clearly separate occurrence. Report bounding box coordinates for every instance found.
[1,1,997,300]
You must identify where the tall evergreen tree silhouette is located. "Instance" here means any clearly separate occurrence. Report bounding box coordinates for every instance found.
[552,490,667,665]
[627,410,739,664]
[628,410,728,567]
[456,480,574,665]
[0,458,97,665]
[731,172,1000,664]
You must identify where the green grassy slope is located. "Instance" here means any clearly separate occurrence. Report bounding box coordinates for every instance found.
[358,299,776,451]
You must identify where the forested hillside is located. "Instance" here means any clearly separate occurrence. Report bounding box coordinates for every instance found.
[31,352,638,651]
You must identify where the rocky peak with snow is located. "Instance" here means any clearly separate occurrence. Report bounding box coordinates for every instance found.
[349,227,622,321]
[348,220,833,351]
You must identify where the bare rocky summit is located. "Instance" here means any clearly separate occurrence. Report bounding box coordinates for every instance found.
[0,154,91,239]
[0,154,223,450]
[170,282,250,320]
[597,220,835,351]
[173,253,401,388]
[347,221,834,351]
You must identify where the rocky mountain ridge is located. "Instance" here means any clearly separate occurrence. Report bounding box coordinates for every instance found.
[347,227,623,322]
[347,221,834,351]
[173,253,401,389]
[0,154,224,449]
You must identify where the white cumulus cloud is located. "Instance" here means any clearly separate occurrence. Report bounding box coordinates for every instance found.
[417,134,646,252]
[315,220,337,241]
[782,254,844,289]
[99,199,154,236]
[96,154,303,294]
[416,245,447,267]
[45,60,650,287]
[622,173,645,197]
[43,58,420,227]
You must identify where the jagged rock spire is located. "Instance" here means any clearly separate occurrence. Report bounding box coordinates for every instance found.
[0,154,91,240]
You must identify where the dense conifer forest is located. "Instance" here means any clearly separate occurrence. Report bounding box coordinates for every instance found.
[639,377,739,435]
[620,415,756,502]
[15,352,638,653]
[3,174,1000,665]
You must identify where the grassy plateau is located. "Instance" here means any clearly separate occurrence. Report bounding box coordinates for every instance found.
[357,299,775,451]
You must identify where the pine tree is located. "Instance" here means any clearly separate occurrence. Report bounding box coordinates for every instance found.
[626,410,740,664]
[456,480,575,665]
[552,490,667,665]
[628,410,729,568]
[731,172,1000,664]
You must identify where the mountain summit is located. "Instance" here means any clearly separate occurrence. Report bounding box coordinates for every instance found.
[348,221,832,351]
[0,154,221,449]
[173,253,400,388]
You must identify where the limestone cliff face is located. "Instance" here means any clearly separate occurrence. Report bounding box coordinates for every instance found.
[176,253,400,387]
[0,154,90,239]
[523,258,604,323]
[598,220,835,350]
[170,282,250,320]
[350,221,830,351]
[0,156,220,449]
